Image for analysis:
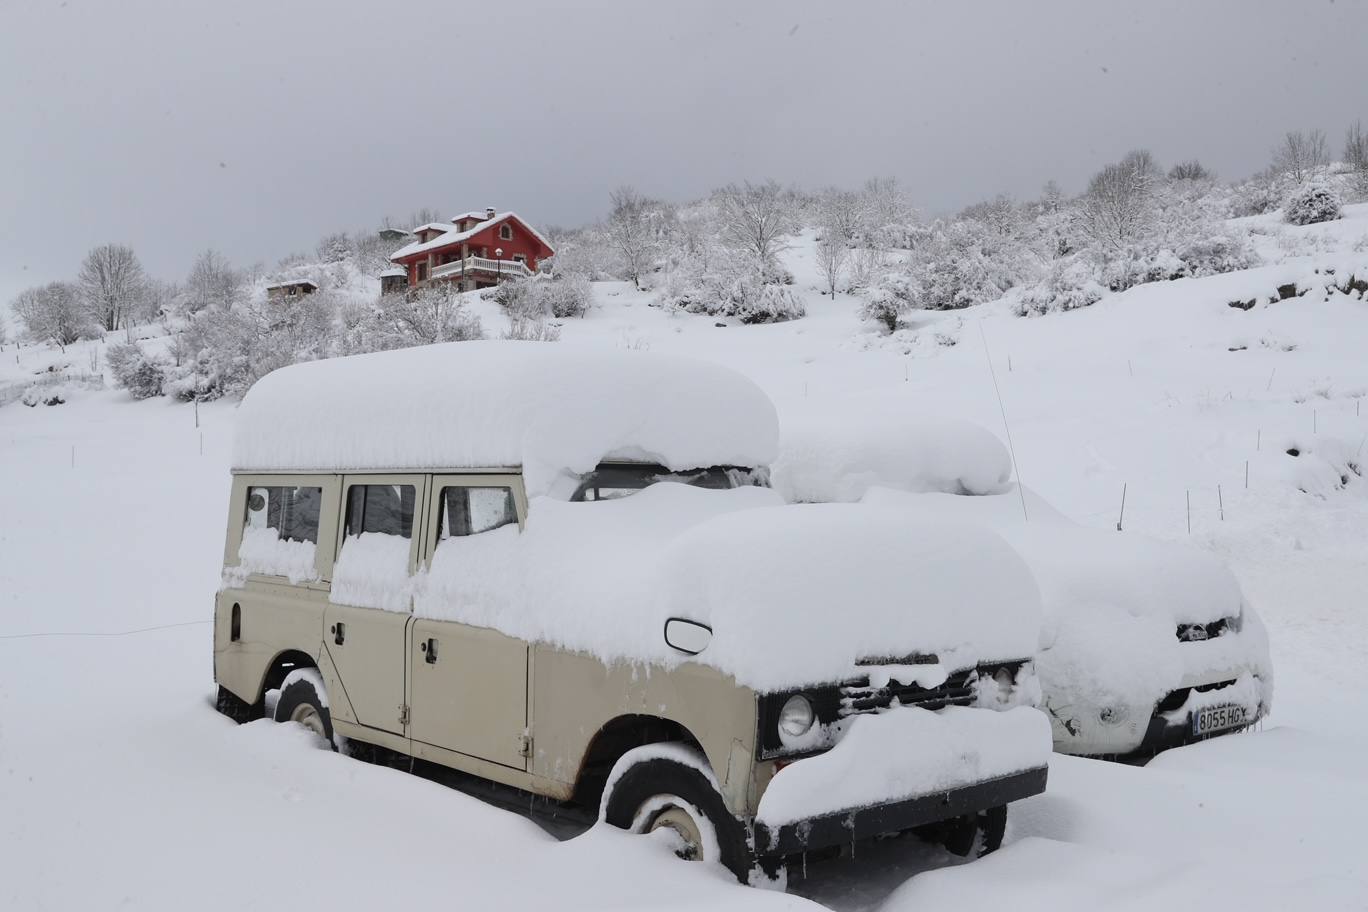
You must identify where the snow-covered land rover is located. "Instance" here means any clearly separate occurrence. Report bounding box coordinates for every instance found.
[213,342,1050,882]
[774,398,1273,760]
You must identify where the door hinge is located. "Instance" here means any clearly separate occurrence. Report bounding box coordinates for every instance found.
[517,733,533,758]
[398,704,410,727]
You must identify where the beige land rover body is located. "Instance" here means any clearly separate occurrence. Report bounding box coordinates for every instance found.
[213,341,1051,882]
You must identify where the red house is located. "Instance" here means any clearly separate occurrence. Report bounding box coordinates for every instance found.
[388,208,555,291]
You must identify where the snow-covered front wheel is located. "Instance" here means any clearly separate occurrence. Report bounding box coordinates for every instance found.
[601,744,754,882]
[273,669,336,750]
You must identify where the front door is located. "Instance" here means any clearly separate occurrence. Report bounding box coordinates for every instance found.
[410,476,530,769]
[322,475,427,736]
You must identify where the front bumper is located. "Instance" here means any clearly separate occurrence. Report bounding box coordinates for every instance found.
[754,766,1048,857]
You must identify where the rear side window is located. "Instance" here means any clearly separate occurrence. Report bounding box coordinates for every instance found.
[245,485,322,544]
[345,484,415,539]
[333,484,417,611]
[439,486,517,539]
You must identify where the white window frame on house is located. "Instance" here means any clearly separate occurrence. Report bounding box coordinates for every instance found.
[512,254,527,264]
[499,223,513,240]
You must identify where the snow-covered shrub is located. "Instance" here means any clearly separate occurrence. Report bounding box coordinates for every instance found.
[1283,181,1342,226]
[1176,232,1260,278]
[343,284,482,355]
[503,313,561,342]
[657,256,804,324]
[537,274,593,318]
[20,383,67,407]
[1013,259,1106,317]
[105,341,166,399]
[860,272,915,332]
[1098,245,1185,292]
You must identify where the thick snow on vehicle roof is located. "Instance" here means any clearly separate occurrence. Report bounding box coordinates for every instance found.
[772,396,1014,504]
[418,483,1043,691]
[232,341,779,496]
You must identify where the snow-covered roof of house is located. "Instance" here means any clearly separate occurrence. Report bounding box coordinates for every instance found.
[409,222,454,235]
[451,210,493,222]
[390,212,555,262]
[232,341,778,495]
[264,279,319,291]
[379,267,408,278]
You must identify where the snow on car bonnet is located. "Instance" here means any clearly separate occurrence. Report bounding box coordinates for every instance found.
[772,396,1013,504]
[417,486,1041,692]
[232,341,779,496]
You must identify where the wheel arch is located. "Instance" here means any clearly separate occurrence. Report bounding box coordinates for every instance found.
[571,713,708,809]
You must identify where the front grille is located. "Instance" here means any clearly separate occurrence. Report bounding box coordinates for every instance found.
[1154,678,1237,714]
[839,669,976,717]
[1176,617,1230,642]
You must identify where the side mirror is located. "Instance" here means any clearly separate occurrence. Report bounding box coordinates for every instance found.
[664,618,712,656]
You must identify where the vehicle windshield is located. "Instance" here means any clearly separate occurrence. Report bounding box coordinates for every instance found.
[570,464,767,502]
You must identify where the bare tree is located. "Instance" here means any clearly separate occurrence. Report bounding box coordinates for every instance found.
[815,230,850,299]
[1076,150,1159,253]
[1168,160,1213,181]
[12,282,89,350]
[606,186,667,289]
[714,180,794,270]
[1272,129,1329,184]
[861,176,918,248]
[78,243,146,332]
[1345,121,1368,196]
[186,249,242,313]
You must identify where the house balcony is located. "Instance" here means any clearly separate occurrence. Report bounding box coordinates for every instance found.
[427,256,535,284]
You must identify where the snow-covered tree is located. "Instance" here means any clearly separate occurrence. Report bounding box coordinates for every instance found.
[816,188,864,246]
[606,186,670,289]
[12,282,90,350]
[1283,180,1342,226]
[860,176,919,249]
[1168,160,1213,181]
[1076,150,1160,254]
[78,243,146,331]
[815,230,850,299]
[185,249,242,313]
[353,284,482,350]
[1345,121,1368,199]
[1272,129,1328,185]
[714,180,794,270]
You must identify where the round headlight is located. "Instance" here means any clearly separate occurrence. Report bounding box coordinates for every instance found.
[778,694,815,738]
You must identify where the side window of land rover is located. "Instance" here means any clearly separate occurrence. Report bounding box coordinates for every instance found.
[439,486,517,539]
[244,485,322,544]
[344,484,415,539]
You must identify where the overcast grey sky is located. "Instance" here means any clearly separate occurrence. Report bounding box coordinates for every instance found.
[2,0,1365,307]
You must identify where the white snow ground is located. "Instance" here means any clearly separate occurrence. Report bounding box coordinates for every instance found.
[3,207,1368,910]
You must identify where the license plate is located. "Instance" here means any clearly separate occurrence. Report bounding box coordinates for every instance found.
[1192,704,1248,737]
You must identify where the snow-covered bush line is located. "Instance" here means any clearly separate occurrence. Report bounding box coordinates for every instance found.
[659,268,805,324]
[1013,259,1106,317]
[491,274,591,319]
[20,383,67,407]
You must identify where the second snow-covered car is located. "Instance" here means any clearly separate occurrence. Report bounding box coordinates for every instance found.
[774,398,1273,759]
[212,342,1051,884]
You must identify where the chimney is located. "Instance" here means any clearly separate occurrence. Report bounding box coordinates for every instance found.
[485,206,496,220]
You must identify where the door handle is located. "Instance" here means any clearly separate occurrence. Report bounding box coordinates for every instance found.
[331,622,346,646]
[421,637,438,664]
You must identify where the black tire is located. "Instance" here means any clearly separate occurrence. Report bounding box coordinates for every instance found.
[603,752,755,883]
[274,674,336,749]
[214,685,262,724]
[942,804,1008,858]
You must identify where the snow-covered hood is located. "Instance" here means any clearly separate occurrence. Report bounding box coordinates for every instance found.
[861,485,1244,626]
[416,484,1042,692]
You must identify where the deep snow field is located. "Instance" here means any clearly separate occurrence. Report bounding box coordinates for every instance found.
[3,208,1368,910]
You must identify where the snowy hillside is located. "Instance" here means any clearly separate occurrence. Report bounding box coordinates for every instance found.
[2,206,1367,910]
